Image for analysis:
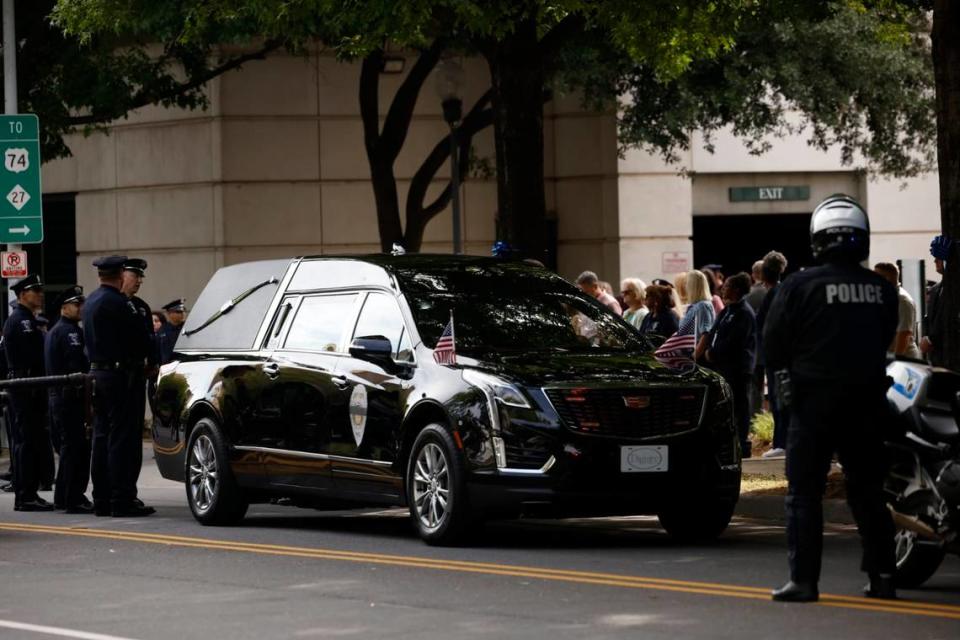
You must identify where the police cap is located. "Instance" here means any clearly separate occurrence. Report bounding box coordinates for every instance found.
[123,257,148,275]
[92,255,128,274]
[55,285,85,307]
[163,298,187,312]
[11,274,43,295]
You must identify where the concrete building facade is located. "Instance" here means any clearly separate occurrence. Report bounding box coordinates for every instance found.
[38,50,941,310]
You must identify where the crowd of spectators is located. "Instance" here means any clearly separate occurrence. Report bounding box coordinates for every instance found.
[575,253,781,458]
[572,241,947,459]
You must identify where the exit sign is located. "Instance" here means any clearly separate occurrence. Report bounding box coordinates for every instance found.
[729,186,810,202]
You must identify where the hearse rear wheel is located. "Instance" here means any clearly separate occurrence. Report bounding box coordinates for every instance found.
[406,424,473,546]
[185,418,249,526]
[658,498,735,543]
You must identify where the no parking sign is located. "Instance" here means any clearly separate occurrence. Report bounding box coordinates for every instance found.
[1,250,28,278]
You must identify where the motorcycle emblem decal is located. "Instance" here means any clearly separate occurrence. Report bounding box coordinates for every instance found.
[623,395,651,409]
[893,366,922,401]
[349,385,368,446]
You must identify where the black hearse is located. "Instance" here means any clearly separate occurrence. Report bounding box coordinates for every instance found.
[152,255,740,544]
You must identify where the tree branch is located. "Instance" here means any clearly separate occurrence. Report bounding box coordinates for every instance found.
[379,38,446,160]
[66,41,284,127]
[420,103,494,219]
[404,90,494,248]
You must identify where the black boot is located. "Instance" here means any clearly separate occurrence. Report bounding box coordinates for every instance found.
[864,574,896,599]
[14,498,55,512]
[772,580,819,602]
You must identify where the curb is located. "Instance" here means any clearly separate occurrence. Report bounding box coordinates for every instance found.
[737,494,855,525]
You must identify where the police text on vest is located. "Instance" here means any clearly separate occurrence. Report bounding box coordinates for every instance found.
[825,283,884,304]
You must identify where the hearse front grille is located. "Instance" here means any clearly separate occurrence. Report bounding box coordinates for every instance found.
[544,386,706,440]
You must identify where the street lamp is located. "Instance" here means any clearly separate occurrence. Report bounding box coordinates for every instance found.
[435,57,464,255]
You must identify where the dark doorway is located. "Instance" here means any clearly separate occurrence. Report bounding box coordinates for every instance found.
[693,213,814,279]
[1,193,77,324]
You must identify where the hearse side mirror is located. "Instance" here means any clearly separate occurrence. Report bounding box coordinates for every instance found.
[349,336,409,375]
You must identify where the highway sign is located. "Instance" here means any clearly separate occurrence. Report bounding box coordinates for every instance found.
[1,250,27,277]
[0,114,43,243]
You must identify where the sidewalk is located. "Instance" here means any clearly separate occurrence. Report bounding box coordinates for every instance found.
[742,455,786,477]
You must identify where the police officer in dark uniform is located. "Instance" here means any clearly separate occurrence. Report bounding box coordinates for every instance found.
[3,274,53,511]
[700,272,757,458]
[45,286,93,513]
[121,258,157,492]
[765,195,899,602]
[158,298,187,364]
[83,256,155,517]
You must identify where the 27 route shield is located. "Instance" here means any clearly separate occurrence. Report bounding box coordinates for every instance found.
[0,114,43,244]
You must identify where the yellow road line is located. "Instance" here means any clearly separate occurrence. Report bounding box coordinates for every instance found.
[2,522,958,620]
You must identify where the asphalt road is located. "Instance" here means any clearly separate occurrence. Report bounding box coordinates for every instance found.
[0,448,958,640]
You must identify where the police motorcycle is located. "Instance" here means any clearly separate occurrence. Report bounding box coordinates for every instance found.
[884,358,960,587]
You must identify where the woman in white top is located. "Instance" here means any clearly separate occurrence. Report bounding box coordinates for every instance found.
[620,278,648,328]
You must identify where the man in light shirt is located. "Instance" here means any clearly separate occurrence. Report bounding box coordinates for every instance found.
[576,271,622,315]
[873,262,921,359]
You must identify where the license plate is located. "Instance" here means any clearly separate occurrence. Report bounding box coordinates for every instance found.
[620,445,668,472]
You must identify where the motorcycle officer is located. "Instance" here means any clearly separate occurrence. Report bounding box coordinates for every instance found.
[765,195,899,602]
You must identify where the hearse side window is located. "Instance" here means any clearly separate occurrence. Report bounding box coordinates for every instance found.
[352,292,409,361]
[283,294,358,353]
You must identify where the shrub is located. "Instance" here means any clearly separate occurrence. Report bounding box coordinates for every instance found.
[750,411,774,445]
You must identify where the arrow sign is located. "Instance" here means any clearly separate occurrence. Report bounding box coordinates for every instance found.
[7,225,29,235]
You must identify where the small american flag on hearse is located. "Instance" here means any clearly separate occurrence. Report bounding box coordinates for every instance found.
[433,313,457,365]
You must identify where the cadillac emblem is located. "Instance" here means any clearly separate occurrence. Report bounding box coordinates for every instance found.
[623,395,651,409]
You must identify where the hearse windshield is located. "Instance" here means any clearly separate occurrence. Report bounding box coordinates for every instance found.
[395,265,650,354]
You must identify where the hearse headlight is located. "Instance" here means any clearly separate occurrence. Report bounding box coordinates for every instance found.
[716,377,732,404]
[463,370,531,409]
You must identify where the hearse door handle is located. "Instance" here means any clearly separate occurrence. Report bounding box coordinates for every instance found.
[263,363,280,379]
[333,375,351,390]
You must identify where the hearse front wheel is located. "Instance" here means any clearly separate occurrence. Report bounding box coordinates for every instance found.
[406,424,473,545]
[185,418,248,526]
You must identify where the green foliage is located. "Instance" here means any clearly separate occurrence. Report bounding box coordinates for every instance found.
[559,1,935,177]
[750,411,775,443]
[54,1,747,72]
[44,0,936,187]
[10,0,281,161]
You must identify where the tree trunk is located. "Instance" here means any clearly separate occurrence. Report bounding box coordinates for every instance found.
[485,19,547,261]
[370,161,404,252]
[932,0,960,369]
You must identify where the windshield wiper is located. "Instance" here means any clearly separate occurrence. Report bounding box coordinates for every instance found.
[184,277,279,337]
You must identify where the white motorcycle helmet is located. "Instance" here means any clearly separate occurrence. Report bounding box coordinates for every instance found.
[810,194,870,264]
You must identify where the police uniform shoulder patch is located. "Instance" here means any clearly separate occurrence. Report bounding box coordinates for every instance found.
[349,385,368,446]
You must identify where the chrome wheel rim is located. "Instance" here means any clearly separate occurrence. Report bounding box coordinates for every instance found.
[894,528,916,568]
[412,442,450,531]
[188,435,219,514]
